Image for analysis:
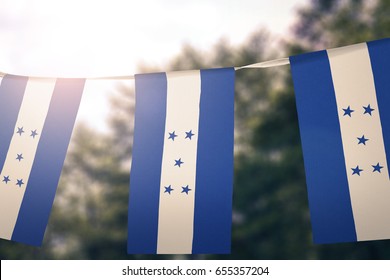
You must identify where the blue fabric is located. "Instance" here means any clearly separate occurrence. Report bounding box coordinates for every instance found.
[192,68,235,254]
[367,38,390,179]
[127,73,167,254]
[0,75,28,174]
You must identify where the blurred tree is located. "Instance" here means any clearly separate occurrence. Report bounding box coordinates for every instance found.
[293,0,390,49]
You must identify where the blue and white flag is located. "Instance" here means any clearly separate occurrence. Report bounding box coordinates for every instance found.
[290,38,390,244]
[128,68,235,254]
[0,75,85,246]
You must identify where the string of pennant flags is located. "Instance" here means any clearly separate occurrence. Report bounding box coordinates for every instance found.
[0,38,389,254]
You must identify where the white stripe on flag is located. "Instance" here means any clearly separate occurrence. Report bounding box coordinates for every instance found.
[328,44,390,241]
[0,78,56,239]
[157,71,201,254]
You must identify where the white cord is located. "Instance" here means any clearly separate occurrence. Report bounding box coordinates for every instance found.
[0,57,290,80]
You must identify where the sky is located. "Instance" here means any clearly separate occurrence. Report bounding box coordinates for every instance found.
[0,0,308,132]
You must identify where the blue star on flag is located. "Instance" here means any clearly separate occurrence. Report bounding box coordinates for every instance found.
[363,104,375,115]
[357,135,369,145]
[181,185,192,194]
[343,106,354,117]
[351,165,363,176]
[185,130,195,140]
[164,185,174,194]
[174,158,184,167]
[16,179,24,187]
[16,153,24,161]
[168,131,178,141]
[3,176,10,184]
[372,163,384,173]
[16,127,24,136]
[30,129,38,138]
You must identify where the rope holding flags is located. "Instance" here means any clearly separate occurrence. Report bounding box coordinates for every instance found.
[0,58,290,80]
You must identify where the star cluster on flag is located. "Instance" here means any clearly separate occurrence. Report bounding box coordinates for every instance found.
[341,104,385,175]
[1,126,39,188]
[164,129,195,195]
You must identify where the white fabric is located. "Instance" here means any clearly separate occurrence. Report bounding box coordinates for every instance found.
[328,43,390,241]
[157,71,201,254]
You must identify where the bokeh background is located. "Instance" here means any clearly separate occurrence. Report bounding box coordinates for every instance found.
[1,0,390,259]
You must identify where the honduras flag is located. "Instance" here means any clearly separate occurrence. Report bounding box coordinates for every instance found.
[0,75,85,246]
[128,68,235,254]
[290,38,390,244]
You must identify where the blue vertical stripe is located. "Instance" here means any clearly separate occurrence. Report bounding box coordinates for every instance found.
[367,38,390,178]
[192,68,235,254]
[0,75,28,174]
[127,73,167,254]
[290,51,357,244]
[12,78,85,246]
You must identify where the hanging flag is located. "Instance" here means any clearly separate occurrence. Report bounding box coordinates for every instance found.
[128,68,235,254]
[290,38,390,244]
[0,75,85,246]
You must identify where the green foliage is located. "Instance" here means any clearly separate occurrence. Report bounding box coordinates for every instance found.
[294,0,390,49]
[1,0,390,259]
